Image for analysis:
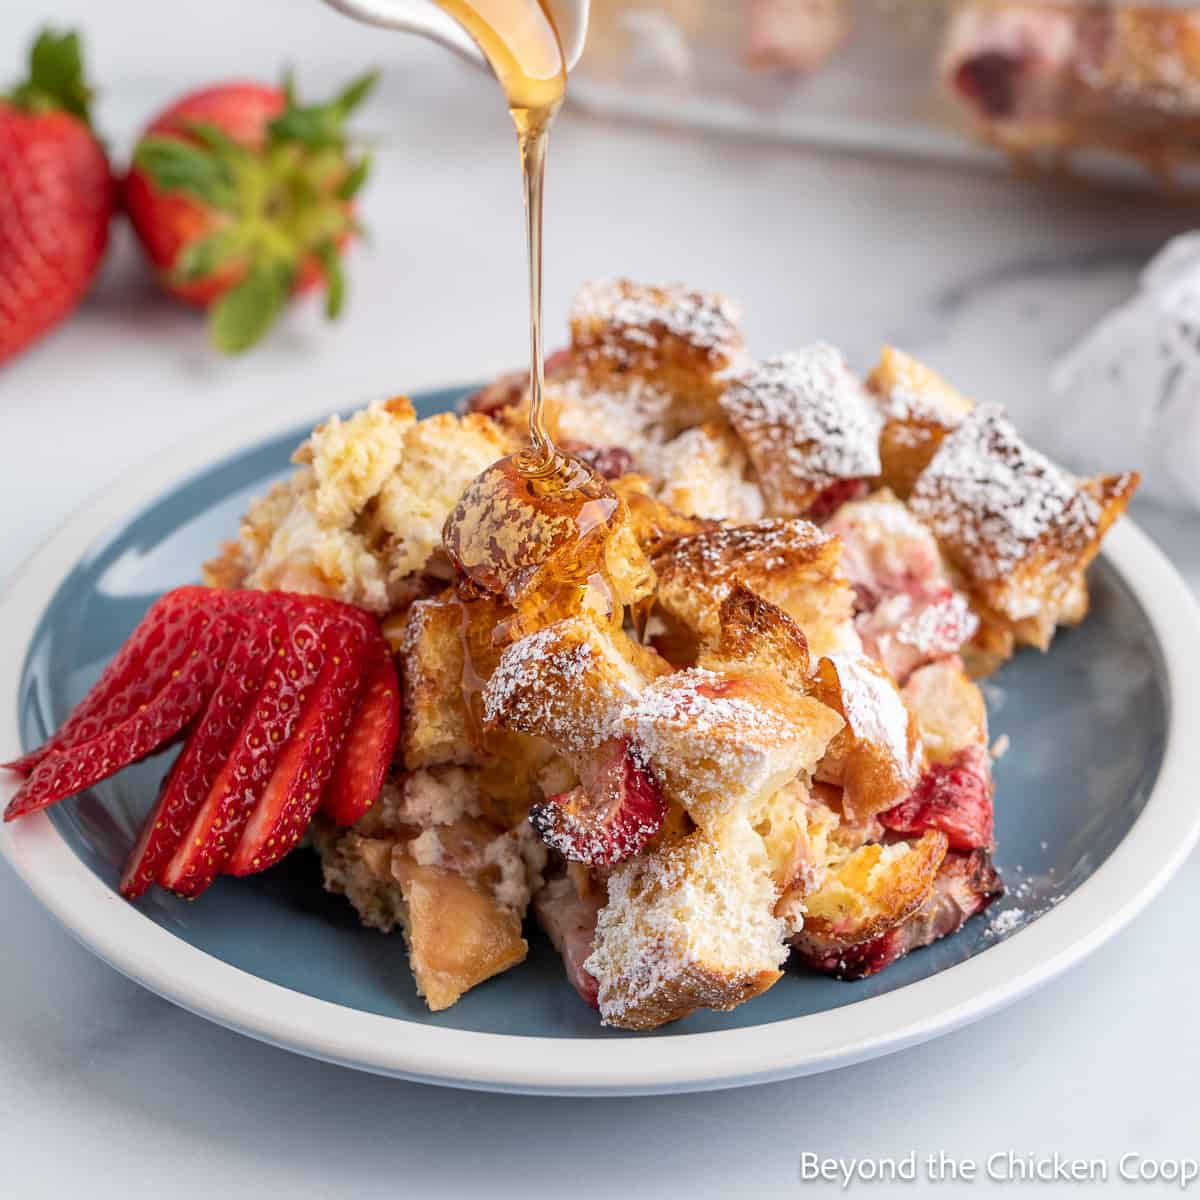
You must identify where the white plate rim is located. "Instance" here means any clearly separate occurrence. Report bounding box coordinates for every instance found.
[2,383,1199,1097]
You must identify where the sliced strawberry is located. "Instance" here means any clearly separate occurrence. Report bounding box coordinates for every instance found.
[4,609,236,821]
[118,617,274,898]
[320,641,399,826]
[157,604,322,895]
[530,737,665,866]
[879,745,995,851]
[4,587,225,775]
[225,626,369,875]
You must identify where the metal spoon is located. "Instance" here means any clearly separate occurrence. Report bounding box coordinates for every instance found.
[320,0,590,72]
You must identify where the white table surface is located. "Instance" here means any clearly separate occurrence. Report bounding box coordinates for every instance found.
[2,3,1199,1196]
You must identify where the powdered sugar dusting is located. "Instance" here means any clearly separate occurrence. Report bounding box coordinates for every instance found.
[484,627,594,726]
[721,346,883,507]
[661,517,831,580]
[909,404,1101,581]
[585,825,787,1026]
[550,374,675,453]
[572,279,743,362]
[623,669,818,817]
[482,621,645,751]
[826,653,915,769]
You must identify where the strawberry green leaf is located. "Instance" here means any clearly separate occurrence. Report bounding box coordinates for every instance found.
[337,154,371,200]
[134,136,238,211]
[209,261,292,353]
[315,240,345,320]
[8,28,93,125]
[281,68,299,111]
[268,69,378,151]
[182,119,253,164]
[172,227,244,283]
[333,71,379,118]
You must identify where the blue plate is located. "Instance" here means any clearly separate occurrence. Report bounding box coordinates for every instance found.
[9,386,1172,1041]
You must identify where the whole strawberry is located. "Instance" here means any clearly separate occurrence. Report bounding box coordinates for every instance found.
[0,29,114,366]
[124,72,376,353]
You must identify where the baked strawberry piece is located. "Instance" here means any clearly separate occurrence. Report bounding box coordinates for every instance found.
[880,745,995,852]
[530,737,665,867]
[4,588,401,901]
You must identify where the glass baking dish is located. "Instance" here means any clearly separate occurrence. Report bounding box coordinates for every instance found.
[570,1,1200,188]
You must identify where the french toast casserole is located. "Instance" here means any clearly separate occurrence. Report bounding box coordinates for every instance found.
[3,279,1136,1032]
[196,279,1137,1030]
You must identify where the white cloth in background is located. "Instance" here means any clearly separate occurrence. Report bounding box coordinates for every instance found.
[1053,234,1200,511]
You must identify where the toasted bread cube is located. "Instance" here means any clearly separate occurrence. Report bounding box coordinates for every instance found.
[569,279,744,421]
[400,595,475,769]
[653,424,765,522]
[548,372,678,452]
[867,347,974,498]
[797,829,949,951]
[239,400,415,610]
[392,859,527,1011]
[622,667,843,828]
[794,845,1002,978]
[811,653,924,819]
[720,347,882,517]
[371,410,515,581]
[909,405,1138,650]
[697,583,812,693]
[902,659,988,763]
[585,824,787,1030]
[483,617,654,753]
[315,786,547,1011]
[652,519,860,659]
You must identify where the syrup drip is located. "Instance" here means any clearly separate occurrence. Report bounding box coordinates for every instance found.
[435,0,567,475]
[438,0,628,622]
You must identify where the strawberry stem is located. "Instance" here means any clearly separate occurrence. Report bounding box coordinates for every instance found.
[7,28,94,126]
[131,67,377,353]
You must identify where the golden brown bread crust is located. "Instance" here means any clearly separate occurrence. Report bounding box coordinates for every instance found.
[810,654,924,820]
[569,279,744,421]
[652,518,859,660]
[697,583,812,693]
[720,347,883,517]
[391,858,528,1011]
[867,346,975,499]
[600,959,781,1033]
[399,594,476,769]
[909,404,1139,652]
[799,830,949,952]
[201,539,250,590]
[610,475,718,559]
[482,616,658,753]
[621,668,843,829]
[585,829,786,1030]
[902,658,988,764]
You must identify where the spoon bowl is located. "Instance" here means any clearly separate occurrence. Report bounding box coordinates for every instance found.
[322,0,589,72]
